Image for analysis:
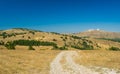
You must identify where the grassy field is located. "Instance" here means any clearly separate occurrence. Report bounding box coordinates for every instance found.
[76,50,120,70]
[0,49,60,74]
[0,48,120,74]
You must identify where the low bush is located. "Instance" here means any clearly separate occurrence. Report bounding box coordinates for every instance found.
[4,39,58,50]
[5,42,15,50]
[71,35,82,39]
[109,47,120,51]
[59,46,68,50]
[0,41,4,45]
[71,45,81,49]
[53,39,57,41]
[28,46,35,50]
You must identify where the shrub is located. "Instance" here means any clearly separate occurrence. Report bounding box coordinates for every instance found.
[59,46,68,50]
[81,45,93,50]
[53,39,57,41]
[5,42,15,50]
[109,47,120,51]
[28,46,35,50]
[71,42,94,50]
[63,39,66,41]
[29,31,35,35]
[60,37,63,39]
[5,40,58,49]
[50,32,60,35]
[82,41,93,50]
[12,40,57,46]
[28,36,31,39]
[71,45,81,49]
[65,36,67,39]
[0,41,4,45]
[52,45,59,50]
[71,35,82,39]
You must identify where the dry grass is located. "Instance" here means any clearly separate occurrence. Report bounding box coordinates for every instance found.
[75,50,120,70]
[0,49,61,74]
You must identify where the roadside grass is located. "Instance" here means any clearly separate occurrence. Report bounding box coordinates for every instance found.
[75,50,120,70]
[0,49,60,74]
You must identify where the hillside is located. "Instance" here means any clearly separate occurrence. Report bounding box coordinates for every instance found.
[0,28,120,74]
[74,29,120,38]
[0,28,120,50]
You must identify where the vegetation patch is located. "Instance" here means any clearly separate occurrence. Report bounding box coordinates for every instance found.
[5,39,58,50]
[71,41,94,50]
[71,35,82,39]
[5,42,15,50]
[98,38,120,43]
[28,45,35,50]
[0,41,4,45]
[53,39,57,41]
[50,32,60,35]
[13,28,43,32]
[109,47,120,51]
[0,32,27,38]
[71,45,81,49]
[59,46,68,50]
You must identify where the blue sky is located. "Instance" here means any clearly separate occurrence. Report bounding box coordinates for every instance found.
[0,0,120,33]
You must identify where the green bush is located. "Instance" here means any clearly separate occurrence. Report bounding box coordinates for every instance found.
[29,31,35,35]
[71,41,94,50]
[12,39,57,47]
[59,46,68,50]
[71,35,82,39]
[4,40,58,50]
[82,41,93,50]
[71,45,81,49]
[109,47,120,51]
[5,42,15,50]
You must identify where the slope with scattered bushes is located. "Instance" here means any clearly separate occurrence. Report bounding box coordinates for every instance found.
[0,28,120,50]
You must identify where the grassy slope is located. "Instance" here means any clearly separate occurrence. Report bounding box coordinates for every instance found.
[0,50,60,74]
[0,28,101,50]
[75,50,120,70]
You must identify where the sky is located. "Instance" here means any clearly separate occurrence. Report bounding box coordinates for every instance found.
[0,0,120,33]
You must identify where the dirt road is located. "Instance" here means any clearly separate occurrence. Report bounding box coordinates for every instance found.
[50,51,119,74]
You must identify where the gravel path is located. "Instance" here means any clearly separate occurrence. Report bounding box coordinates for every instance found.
[50,51,120,74]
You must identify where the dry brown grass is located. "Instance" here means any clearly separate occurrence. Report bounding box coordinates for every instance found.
[75,50,120,70]
[0,49,61,74]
